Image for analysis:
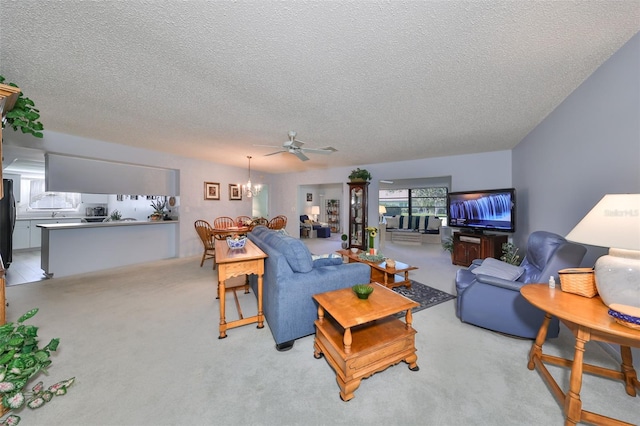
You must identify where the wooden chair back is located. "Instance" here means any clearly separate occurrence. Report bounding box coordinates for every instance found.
[251,217,269,228]
[236,216,252,227]
[214,216,235,229]
[268,215,287,230]
[194,220,216,269]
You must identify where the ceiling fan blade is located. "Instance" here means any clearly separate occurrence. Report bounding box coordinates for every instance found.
[285,139,304,148]
[254,144,283,148]
[301,146,337,155]
[293,151,310,161]
[264,150,286,156]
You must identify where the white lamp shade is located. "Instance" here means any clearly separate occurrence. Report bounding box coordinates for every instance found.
[311,206,320,215]
[379,206,387,214]
[566,194,640,310]
[565,194,640,250]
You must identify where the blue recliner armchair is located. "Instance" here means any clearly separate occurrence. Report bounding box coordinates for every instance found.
[455,231,587,339]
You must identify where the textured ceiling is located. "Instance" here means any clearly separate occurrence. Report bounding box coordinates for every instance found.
[1,1,638,174]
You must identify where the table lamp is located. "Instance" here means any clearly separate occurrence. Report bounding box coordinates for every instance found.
[311,205,320,222]
[379,205,387,223]
[565,194,640,309]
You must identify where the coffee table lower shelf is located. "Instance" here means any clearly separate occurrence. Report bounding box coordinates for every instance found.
[313,315,418,401]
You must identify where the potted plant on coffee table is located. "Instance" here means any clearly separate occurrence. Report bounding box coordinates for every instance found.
[0,308,74,425]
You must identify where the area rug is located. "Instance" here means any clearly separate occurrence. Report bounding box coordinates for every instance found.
[392,280,456,315]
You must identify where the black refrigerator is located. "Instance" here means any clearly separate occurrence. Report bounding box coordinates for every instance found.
[0,179,16,268]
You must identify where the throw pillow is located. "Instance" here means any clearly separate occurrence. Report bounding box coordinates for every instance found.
[386,216,399,229]
[427,216,441,231]
[471,257,525,281]
[311,253,343,268]
[418,216,427,231]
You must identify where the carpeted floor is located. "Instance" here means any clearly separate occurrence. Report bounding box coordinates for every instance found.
[392,280,456,315]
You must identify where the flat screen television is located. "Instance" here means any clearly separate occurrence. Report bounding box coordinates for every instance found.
[447,188,516,233]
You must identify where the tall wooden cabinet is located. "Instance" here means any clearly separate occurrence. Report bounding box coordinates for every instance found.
[326,199,340,233]
[452,232,507,267]
[348,182,368,250]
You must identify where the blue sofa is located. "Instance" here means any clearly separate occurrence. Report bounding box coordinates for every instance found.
[247,226,371,350]
[455,231,586,339]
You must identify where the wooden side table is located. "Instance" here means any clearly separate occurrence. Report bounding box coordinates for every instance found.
[312,283,419,401]
[521,284,640,426]
[214,238,267,339]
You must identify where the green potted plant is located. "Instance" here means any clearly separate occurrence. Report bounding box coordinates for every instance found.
[0,309,74,425]
[442,237,454,263]
[348,168,372,182]
[0,76,44,139]
[109,210,122,221]
[149,199,167,221]
[500,242,521,265]
[341,234,348,249]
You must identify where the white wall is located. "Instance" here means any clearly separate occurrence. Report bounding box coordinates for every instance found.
[3,131,269,258]
[274,150,512,237]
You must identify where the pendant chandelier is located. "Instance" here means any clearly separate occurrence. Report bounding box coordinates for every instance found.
[242,155,262,198]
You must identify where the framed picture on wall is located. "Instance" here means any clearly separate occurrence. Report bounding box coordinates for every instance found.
[204,182,220,200]
[229,184,242,201]
[306,193,313,202]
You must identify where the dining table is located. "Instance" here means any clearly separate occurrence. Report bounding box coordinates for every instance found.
[211,226,250,240]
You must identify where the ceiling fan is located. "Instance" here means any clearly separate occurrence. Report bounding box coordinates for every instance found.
[255,131,337,161]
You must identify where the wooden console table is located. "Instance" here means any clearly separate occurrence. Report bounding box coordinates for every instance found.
[214,239,267,339]
[313,282,419,401]
[521,284,640,426]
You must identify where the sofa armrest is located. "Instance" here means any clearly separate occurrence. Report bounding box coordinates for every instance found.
[474,274,525,292]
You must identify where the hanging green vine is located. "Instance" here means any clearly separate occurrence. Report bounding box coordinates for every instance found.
[0,75,44,138]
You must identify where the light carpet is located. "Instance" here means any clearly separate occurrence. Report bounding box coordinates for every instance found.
[2,242,638,425]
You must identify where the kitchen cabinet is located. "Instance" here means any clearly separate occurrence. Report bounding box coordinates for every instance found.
[13,220,31,250]
[81,193,109,203]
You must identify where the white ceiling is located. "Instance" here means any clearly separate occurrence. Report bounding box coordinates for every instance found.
[1,1,638,174]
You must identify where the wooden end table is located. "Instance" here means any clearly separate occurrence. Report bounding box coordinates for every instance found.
[521,284,640,426]
[214,238,267,339]
[337,249,418,289]
[312,282,419,401]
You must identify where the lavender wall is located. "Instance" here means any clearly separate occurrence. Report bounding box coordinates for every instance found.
[512,32,640,264]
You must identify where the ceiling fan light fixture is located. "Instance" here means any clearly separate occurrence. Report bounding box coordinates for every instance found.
[242,156,262,198]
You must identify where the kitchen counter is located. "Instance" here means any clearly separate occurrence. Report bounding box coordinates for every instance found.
[37,219,177,229]
[38,220,179,278]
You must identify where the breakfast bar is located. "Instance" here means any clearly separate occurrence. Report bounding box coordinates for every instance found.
[38,220,179,278]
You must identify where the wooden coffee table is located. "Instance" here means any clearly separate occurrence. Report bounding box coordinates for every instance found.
[337,249,418,289]
[312,282,419,401]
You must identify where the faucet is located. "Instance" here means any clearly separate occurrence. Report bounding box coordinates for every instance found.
[51,212,58,218]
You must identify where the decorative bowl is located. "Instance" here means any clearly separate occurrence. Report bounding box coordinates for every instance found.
[350,247,359,254]
[226,236,247,249]
[352,284,374,300]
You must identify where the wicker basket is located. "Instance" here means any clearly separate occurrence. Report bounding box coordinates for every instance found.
[559,268,597,298]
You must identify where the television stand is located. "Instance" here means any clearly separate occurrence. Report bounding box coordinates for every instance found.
[452,232,507,267]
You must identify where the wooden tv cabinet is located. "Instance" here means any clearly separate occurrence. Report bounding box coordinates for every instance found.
[452,232,507,267]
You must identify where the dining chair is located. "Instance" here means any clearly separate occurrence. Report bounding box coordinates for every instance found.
[214,216,235,229]
[251,217,269,228]
[194,220,216,270]
[267,216,286,230]
[236,215,252,227]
